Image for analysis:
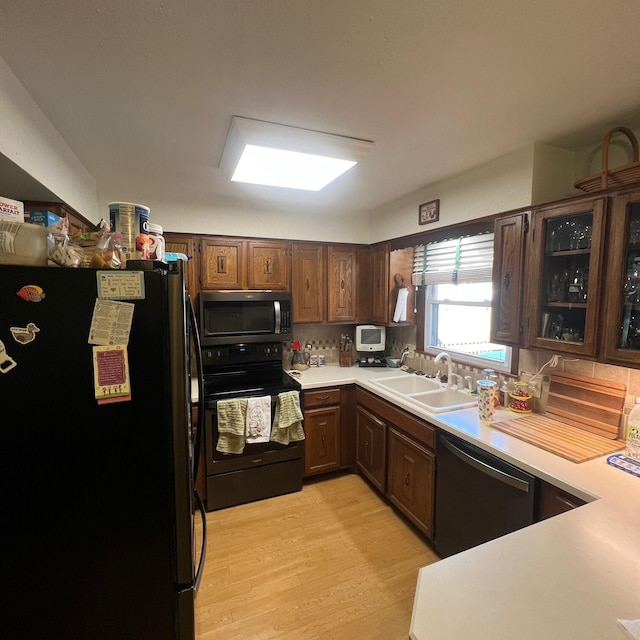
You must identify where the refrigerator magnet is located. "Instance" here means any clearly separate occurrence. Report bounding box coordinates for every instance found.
[10,323,40,345]
[16,285,46,302]
[0,340,17,373]
[96,271,145,300]
[92,344,132,404]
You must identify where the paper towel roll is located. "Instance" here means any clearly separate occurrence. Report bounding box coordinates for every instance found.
[393,287,409,322]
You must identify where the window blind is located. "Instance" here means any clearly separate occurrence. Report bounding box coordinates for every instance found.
[411,232,494,286]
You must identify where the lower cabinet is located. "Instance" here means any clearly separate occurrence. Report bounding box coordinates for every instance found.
[356,406,387,492]
[387,428,435,539]
[355,388,436,540]
[303,388,341,476]
[537,479,587,520]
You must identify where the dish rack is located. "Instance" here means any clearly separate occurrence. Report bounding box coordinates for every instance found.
[574,126,640,192]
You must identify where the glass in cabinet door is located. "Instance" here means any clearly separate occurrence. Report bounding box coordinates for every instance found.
[618,202,640,351]
[539,213,593,343]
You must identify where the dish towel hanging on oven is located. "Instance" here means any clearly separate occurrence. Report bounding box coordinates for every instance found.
[271,391,305,445]
[216,398,248,454]
[246,395,271,444]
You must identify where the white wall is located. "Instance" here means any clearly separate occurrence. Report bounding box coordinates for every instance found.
[95,190,370,244]
[368,145,536,243]
[0,57,98,220]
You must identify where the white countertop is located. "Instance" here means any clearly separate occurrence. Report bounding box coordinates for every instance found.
[294,364,640,640]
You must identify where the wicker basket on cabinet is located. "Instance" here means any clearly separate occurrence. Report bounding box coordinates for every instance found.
[574,126,640,193]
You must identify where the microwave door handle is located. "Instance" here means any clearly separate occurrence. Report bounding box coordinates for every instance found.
[274,300,281,334]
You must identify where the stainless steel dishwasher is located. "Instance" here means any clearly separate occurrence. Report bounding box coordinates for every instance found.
[434,432,537,558]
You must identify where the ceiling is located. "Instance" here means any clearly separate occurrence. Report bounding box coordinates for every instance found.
[1,0,640,217]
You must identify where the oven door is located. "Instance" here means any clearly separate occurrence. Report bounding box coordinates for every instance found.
[204,394,302,476]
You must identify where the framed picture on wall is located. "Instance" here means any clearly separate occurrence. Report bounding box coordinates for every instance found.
[418,199,440,225]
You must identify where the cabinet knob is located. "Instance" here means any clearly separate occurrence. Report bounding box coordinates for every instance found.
[404,473,410,486]
[503,272,510,289]
[306,278,310,291]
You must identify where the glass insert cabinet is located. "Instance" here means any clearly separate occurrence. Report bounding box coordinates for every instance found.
[603,188,640,366]
[525,197,607,359]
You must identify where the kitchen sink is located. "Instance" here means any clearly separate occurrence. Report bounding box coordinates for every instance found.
[369,374,477,413]
[407,388,477,413]
[371,375,441,394]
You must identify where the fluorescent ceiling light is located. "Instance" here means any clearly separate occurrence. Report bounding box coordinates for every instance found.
[219,117,374,191]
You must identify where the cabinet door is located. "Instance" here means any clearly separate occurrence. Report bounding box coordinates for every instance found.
[304,406,340,476]
[200,238,245,290]
[387,428,435,539]
[537,480,586,520]
[164,233,198,297]
[491,212,527,345]
[247,240,290,291]
[292,243,325,322]
[602,188,640,366]
[524,197,607,358]
[327,245,357,322]
[370,244,389,324]
[356,406,387,492]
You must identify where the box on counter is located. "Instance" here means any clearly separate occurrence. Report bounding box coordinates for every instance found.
[0,196,25,223]
[29,210,61,227]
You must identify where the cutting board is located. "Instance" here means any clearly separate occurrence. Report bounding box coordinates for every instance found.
[491,371,626,463]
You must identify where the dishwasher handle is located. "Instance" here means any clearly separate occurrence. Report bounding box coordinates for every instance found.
[440,436,531,493]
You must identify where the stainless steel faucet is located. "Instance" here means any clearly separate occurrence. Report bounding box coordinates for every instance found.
[434,352,453,387]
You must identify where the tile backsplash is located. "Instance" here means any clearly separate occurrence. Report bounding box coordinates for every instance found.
[290,323,639,436]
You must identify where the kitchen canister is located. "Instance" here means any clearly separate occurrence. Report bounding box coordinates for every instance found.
[148,223,165,261]
[108,202,150,265]
[477,379,497,422]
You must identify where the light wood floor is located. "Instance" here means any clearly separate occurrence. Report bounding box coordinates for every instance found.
[194,473,440,639]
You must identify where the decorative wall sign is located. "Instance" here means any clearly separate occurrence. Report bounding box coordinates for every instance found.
[418,199,440,225]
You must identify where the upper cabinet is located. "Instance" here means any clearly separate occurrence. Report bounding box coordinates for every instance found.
[200,237,290,291]
[327,245,357,322]
[602,187,640,367]
[23,200,95,236]
[369,243,415,326]
[291,242,325,323]
[164,232,199,297]
[523,197,607,359]
[491,213,528,346]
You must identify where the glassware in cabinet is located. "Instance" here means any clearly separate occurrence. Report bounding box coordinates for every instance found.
[525,198,606,357]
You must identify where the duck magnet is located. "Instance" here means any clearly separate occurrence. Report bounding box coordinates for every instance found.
[10,323,40,345]
[16,285,46,302]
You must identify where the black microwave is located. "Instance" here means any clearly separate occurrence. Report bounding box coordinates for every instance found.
[199,291,292,346]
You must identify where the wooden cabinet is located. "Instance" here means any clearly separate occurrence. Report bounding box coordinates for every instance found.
[523,196,607,358]
[327,245,357,322]
[387,427,435,539]
[303,388,341,476]
[355,388,436,540]
[164,232,199,297]
[200,237,290,291]
[370,243,416,326]
[23,200,95,236]
[491,212,528,345]
[356,405,387,492]
[602,187,640,366]
[537,480,586,520]
[291,243,325,323]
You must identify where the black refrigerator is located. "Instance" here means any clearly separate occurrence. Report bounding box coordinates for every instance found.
[0,260,206,639]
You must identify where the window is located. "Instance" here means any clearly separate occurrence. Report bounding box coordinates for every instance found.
[412,232,513,372]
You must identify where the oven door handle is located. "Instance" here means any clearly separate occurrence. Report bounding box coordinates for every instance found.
[440,436,531,493]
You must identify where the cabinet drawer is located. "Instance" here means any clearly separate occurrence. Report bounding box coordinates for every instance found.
[355,388,436,450]
[304,388,341,408]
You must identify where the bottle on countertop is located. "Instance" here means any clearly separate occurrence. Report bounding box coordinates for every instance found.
[625,397,640,461]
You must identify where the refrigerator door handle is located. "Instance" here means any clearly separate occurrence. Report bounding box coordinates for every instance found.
[193,488,207,592]
[188,294,205,479]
